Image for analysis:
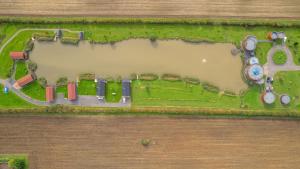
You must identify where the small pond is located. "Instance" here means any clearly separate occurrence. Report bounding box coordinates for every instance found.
[30,39,247,92]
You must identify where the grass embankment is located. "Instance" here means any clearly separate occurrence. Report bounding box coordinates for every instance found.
[0,154,28,169]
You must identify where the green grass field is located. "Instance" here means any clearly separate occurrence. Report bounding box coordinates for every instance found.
[14,61,28,80]
[0,85,33,108]
[78,80,96,95]
[106,81,122,102]
[21,81,46,101]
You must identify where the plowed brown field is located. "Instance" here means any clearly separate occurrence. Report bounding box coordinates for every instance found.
[0,0,300,18]
[0,116,300,169]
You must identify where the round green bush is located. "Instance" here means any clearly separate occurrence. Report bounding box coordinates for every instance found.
[272,51,287,65]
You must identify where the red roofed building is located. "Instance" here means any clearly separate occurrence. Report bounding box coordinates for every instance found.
[68,82,77,101]
[13,74,34,89]
[46,86,55,102]
[10,51,28,60]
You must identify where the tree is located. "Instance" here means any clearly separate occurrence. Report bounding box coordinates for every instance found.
[27,60,37,72]
[38,77,47,87]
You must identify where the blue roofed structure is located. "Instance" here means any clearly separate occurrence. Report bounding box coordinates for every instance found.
[96,79,106,100]
[122,79,131,97]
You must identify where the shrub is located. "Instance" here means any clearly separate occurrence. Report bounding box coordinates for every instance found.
[161,73,181,81]
[272,51,287,65]
[61,37,80,45]
[24,39,34,51]
[183,77,200,84]
[139,73,159,81]
[26,60,37,72]
[79,73,95,80]
[38,77,47,88]
[141,139,151,147]
[8,158,26,169]
[202,82,220,93]
[130,73,138,80]
[56,77,68,86]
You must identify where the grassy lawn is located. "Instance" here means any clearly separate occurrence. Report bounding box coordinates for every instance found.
[0,85,33,108]
[272,50,287,65]
[78,80,96,95]
[56,85,67,98]
[273,71,300,109]
[21,81,45,101]
[132,80,241,108]
[106,81,122,102]
[15,61,28,80]
[0,154,29,169]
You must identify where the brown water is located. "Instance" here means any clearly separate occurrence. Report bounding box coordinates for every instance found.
[30,39,247,92]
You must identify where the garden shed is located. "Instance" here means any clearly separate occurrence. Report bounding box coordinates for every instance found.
[46,86,55,102]
[67,82,77,101]
[13,74,34,89]
[10,51,28,60]
[96,79,106,100]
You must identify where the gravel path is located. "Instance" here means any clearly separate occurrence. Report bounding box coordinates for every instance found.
[263,45,300,77]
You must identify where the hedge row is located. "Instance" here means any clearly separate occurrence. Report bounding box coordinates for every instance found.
[0,105,299,118]
[139,73,159,81]
[79,73,95,80]
[161,73,181,81]
[0,16,300,28]
[61,37,80,45]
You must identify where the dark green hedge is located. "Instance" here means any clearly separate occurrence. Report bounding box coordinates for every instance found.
[0,16,300,28]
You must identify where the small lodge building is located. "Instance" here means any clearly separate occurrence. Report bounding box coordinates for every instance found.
[13,74,35,89]
[67,82,77,101]
[267,32,286,41]
[46,86,55,103]
[121,79,131,103]
[10,51,28,60]
[96,79,106,101]
[79,31,84,40]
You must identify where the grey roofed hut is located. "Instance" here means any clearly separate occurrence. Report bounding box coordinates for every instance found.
[79,31,84,40]
[122,79,131,97]
[96,79,106,99]
[280,94,291,105]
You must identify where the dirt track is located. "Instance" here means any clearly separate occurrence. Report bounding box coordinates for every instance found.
[0,0,300,18]
[0,116,300,169]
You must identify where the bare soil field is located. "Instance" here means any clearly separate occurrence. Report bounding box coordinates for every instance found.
[0,0,300,18]
[0,116,300,169]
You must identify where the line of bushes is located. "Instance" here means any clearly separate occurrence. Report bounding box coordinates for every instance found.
[161,73,181,81]
[0,105,299,118]
[61,37,80,45]
[139,73,159,81]
[0,16,300,28]
[79,73,95,80]
[32,32,55,41]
